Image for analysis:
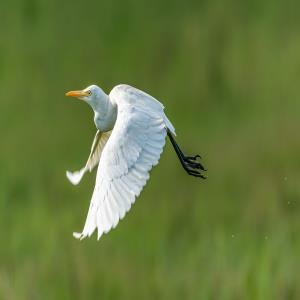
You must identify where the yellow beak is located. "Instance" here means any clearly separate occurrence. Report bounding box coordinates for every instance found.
[65,90,89,98]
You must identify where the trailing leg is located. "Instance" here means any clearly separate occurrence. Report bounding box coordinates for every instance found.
[167,129,206,179]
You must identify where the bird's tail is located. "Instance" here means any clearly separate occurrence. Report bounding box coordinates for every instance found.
[164,115,176,136]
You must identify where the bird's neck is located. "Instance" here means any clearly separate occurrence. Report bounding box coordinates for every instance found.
[91,95,117,132]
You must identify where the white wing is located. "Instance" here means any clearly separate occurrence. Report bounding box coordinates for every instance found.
[73,84,175,240]
[66,130,112,185]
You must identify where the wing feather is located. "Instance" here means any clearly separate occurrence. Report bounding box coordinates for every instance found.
[66,130,112,185]
[73,85,175,240]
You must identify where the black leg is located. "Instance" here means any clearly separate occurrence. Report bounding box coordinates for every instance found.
[167,129,207,179]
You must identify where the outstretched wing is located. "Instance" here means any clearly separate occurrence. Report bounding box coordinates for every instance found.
[73,85,175,240]
[66,130,112,185]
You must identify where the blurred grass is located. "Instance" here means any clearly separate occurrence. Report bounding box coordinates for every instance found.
[0,0,300,299]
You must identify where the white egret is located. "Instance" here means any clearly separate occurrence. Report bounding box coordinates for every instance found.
[65,84,206,240]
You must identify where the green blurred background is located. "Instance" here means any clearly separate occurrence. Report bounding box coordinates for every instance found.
[0,0,300,299]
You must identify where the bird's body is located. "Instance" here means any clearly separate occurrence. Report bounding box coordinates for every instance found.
[66,84,205,240]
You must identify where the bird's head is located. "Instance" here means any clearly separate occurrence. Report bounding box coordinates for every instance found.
[65,84,107,106]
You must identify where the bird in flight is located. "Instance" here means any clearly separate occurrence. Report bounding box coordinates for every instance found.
[65,84,206,240]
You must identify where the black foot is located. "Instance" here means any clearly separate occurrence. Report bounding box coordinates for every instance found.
[182,154,207,179]
[167,129,207,179]
[183,155,206,171]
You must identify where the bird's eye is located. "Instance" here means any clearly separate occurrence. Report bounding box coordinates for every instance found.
[87,90,92,96]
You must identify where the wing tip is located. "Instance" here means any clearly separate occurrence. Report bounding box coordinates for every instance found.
[66,170,81,185]
[73,232,87,240]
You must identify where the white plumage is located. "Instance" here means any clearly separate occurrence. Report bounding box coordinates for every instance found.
[66,84,176,240]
